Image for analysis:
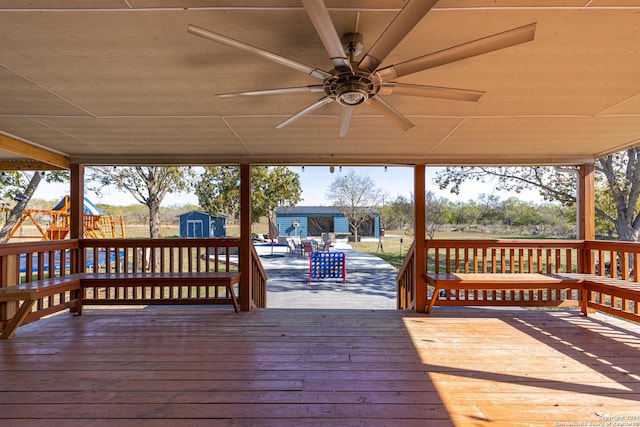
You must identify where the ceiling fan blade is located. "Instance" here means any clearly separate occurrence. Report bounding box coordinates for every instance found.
[188,24,331,80]
[338,107,354,138]
[378,83,484,102]
[218,86,325,98]
[358,0,438,74]
[301,0,352,72]
[377,23,537,82]
[365,96,414,131]
[275,97,334,129]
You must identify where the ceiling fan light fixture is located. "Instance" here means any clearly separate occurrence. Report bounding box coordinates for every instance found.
[335,81,369,106]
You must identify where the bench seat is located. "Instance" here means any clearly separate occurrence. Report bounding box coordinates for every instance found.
[425,273,585,314]
[0,274,83,339]
[81,271,241,313]
[562,273,640,322]
[1,271,241,339]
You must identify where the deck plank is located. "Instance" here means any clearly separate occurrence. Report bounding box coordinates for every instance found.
[1,307,639,426]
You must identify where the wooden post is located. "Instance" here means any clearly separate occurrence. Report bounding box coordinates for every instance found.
[0,254,19,330]
[578,164,595,240]
[578,164,595,274]
[414,165,427,312]
[69,164,85,306]
[69,163,84,240]
[239,164,252,311]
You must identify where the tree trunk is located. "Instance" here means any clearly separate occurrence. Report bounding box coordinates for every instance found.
[616,217,639,242]
[148,199,161,239]
[0,172,41,243]
[352,224,359,242]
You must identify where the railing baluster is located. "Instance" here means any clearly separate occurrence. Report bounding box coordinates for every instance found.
[491,248,497,273]
[464,247,469,273]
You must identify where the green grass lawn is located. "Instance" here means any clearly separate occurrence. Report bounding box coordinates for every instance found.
[350,235,412,270]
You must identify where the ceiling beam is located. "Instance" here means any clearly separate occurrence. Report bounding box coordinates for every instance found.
[0,160,66,171]
[70,154,596,167]
[0,134,70,170]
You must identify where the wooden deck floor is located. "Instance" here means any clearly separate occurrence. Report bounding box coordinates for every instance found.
[1,307,640,426]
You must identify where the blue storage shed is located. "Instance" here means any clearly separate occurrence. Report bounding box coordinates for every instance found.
[178,211,226,238]
[275,206,380,239]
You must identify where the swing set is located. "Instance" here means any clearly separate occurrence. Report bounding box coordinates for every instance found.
[7,195,125,241]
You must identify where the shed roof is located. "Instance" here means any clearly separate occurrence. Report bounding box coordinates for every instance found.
[178,210,226,219]
[276,206,378,215]
[277,206,342,215]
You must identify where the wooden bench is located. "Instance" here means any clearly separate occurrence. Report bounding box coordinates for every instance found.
[562,273,640,322]
[0,274,83,339]
[425,273,586,315]
[0,271,241,339]
[81,271,240,313]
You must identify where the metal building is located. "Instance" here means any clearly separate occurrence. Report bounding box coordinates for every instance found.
[275,206,380,239]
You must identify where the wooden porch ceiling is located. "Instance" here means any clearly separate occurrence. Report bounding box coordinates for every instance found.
[1,308,639,425]
[2,1,640,167]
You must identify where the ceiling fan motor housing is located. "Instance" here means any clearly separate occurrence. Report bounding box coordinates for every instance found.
[326,73,376,106]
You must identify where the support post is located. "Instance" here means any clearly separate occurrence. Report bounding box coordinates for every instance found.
[69,164,84,240]
[578,163,595,274]
[239,164,252,311]
[414,165,427,312]
[578,164,595,240]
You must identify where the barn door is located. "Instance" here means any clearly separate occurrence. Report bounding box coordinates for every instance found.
[308,216,334,237]
[187,220,204,238]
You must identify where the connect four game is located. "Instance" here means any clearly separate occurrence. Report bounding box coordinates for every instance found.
[308,251,346,284]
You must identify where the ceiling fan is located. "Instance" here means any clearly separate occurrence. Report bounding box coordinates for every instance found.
[188,0,536,138]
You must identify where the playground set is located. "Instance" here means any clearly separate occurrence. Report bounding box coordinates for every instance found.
[7,195,125,242]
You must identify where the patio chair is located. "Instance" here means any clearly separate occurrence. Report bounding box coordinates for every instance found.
[319,240,331,251]
[302,241,314,257]
[286,238,302,257]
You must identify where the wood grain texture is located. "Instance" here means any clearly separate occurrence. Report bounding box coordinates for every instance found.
[1,307,639,426]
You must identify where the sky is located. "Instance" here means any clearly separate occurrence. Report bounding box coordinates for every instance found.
[32,166,543,207]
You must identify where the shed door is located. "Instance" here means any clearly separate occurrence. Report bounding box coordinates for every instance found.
[187,220,204,238]
[357,218,375,236]
[308,216,334,236]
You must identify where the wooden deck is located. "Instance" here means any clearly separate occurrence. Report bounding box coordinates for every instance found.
[1,307,639,426]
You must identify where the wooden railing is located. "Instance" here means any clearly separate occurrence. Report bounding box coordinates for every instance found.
[425,239,584,275]
[1,238,268,331]
[422,239,585,310]
[396,241,415,309]
[398,239,640,320]
[418,239,640,280]
[78,238,240,274]
[78,238,242,307]
[584,240,640,279]
[250,244,267,309]
[583,240,640,320]
[0,240,81,329]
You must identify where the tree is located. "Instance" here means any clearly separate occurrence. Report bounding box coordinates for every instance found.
[426,191,448,239]
[434,148,640,241]
[476,194,502,225]
[194,166,302,224]
[501,197,543,227]
[450,200,480,225]
[88,167,194,238]
[0,171,68,243]
[326,170,383,242]
[379,194,413,232]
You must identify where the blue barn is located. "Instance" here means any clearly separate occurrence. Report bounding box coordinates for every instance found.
[178,211,226,238]
[275,206,380,239]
